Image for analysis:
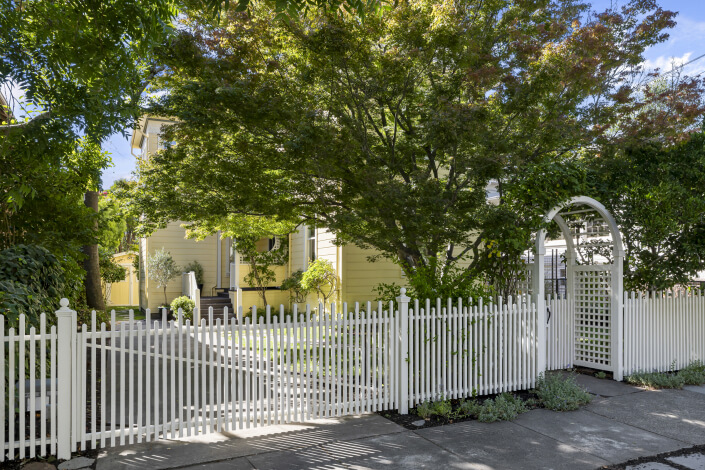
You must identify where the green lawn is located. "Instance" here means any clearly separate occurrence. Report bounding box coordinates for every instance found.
[109,305,145,322]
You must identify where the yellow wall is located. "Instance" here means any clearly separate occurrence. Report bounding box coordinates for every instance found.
[287,226,406,308]
[342,244,405,305]
[234,264,289,311]
[143,221,219,310]
[105,253,138,306]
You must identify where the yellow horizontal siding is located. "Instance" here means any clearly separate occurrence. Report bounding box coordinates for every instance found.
[343,244,405,305]
[144,221,218,310]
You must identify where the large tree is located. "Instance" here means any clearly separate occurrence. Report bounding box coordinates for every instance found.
[133,0,703,295]
[1,0,178,307]
[587,129,705,291]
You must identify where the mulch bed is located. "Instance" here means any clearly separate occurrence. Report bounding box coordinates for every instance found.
[376,389,541,430]
[1,448,99,470]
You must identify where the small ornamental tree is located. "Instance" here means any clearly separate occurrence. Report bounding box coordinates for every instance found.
[147,248,180,306]
[281,270,310,304]
[301,259,338,309]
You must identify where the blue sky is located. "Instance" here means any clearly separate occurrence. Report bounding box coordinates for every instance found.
[101,0,705,188]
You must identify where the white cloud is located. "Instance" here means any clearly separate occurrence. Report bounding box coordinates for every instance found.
[641,51,705,77]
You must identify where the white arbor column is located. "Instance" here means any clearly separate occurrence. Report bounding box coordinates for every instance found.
[612,254,624,381]
[533,231,547,376]
[216,230,222,289]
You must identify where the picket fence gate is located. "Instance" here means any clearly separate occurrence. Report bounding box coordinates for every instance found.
[1,291,542,461]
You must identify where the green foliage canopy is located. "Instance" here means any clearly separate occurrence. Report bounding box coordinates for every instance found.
[134,0,702,296]
[0,244,67,329]
[587,131,705,290]
[300,259,338,305]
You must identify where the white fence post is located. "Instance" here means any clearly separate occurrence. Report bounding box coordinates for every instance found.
[56,298,75,460]
[396,288,410,414]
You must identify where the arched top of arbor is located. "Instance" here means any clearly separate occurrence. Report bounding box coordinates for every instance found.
[536,195,624,260]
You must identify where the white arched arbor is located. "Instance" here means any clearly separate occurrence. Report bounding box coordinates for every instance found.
[532,196,625,381]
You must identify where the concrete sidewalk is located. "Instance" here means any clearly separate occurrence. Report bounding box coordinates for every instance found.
[95,376,705,470]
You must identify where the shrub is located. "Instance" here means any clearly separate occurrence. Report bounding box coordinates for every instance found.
[415,401,434,419]
[677,360,705,385]
[100,248,127,306]
[431,400,453,419]
[183,261,204,286]
[594,371,607,380]
[301,259,338,307]
[457,399,480,418]
[0,244,66,329]
[626,371,685,389]
[461,394,528,422]
[535,373,592,411]
[281,270,310,303]
[170,296,196,321]
[76,308,111,330]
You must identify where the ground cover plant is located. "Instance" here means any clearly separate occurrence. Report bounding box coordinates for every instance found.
[626,360,705,389]
[391,372,595,429]
[534,372,592,411]
[627,371,685,389]
[678,360,705,385]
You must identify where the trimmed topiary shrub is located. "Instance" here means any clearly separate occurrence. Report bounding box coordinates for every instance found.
[170,296,196,321]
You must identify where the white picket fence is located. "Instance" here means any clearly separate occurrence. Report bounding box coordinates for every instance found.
[407,298,538,406]
[623,290,705,376]
[0,314,57,461]
[3,289,705,462]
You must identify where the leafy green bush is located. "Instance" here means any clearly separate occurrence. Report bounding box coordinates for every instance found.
[0,244,67,329]
[594,371,607,379]
[626,371,685,389]
[281,270,310,303]
[457,399,480,417]
[76,308,111,330]
[677,360,705,385]
[415,401,434,419]
[431,400,454,419]
[535,373,592,411]
[301,259,338,306]
[171,296,196,321]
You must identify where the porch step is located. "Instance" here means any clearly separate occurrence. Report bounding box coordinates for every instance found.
[200,296,236,324]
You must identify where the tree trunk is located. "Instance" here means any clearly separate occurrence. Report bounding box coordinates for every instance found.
[83,190,105,310]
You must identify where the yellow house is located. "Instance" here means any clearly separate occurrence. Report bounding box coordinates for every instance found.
[131,117,407,316]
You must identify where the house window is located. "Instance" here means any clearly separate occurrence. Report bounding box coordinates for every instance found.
[307,226,316,264]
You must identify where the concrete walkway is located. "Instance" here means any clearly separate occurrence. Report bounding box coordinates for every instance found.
[95,375,705,470]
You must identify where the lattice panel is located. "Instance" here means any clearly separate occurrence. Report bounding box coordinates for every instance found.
[574,267,612,368]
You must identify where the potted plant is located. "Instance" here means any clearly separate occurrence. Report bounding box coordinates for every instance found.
[184,260,205,291]
[147,248,181,318]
